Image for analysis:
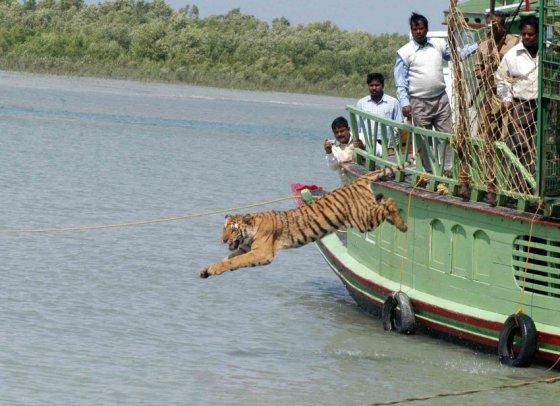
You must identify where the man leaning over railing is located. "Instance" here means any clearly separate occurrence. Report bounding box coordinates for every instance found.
[324,116,365,184]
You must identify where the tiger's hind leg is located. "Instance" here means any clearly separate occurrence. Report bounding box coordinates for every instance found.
[383,198,408,232]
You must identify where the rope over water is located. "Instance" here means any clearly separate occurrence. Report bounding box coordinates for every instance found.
[399,173,426,290]
[0,196,297,234]
[366,374,560,405]
[517,199,545,314]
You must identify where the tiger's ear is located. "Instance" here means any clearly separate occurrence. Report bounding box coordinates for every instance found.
[375,193,384,201]
[242,214,253,225]
[225,214,231,219]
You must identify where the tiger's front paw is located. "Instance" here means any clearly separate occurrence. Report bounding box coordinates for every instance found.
[199,267,211,278]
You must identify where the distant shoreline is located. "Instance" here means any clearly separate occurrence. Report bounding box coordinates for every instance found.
[0,60,358,98]
[0,69,358,106]
[0,1,405,98]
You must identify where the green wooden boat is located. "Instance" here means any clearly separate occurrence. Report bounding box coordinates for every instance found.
[299,0,560,367]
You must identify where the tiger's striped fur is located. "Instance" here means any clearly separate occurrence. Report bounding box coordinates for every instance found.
[199,157,414,278]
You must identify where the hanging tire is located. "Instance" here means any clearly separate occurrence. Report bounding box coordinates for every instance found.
[382,291,415,334]
[498,313,537,368]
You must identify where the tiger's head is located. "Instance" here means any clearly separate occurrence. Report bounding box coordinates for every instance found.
[373,194,407,232]
[381,197,408,232]
[222,214,255,251]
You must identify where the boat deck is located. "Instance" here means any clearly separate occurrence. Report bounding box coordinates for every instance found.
[343,162,560,226]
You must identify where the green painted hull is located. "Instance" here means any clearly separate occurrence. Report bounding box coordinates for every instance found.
[311,175,560,363]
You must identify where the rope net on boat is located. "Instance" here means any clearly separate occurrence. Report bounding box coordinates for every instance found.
[447,8,539,198]
[540,0,560,197]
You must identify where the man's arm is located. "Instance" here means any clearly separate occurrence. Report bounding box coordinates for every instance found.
[356,97,366,134]
[392,99,403,123]
[394,54,411,117]
[460,43,479,61]
[443,39,451,62]
[326,153,340,170]
[473,43,484,80]
[389,99,404,151]
[324,141,340,170]
[496,58,512,103]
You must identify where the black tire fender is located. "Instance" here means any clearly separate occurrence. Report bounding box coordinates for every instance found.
[382,291,416,334]
[498,313,537,367]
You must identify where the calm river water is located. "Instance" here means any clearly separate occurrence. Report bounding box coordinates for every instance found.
[1,71,559,405]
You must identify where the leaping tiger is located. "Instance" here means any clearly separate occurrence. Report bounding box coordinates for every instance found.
[199,156,415,278]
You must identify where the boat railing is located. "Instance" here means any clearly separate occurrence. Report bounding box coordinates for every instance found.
[347,105,457,191]
[347,105,548,212]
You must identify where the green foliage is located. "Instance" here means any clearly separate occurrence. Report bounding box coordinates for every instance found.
[0,0,408,97]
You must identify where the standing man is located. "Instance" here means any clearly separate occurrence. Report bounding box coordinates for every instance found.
[356,72,403,155]
[395,13,452,175]
[474,11,519,205]
[496,15,539,194]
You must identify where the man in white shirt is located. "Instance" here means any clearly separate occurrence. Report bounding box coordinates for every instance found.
[356,72,403,156]
[324,116,364,184]
[496,15,539,189]
[473,11,520,206]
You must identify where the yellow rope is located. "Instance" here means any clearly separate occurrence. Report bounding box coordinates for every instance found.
[0,196,298,234]
[517,200,544,314]
[547,355,560,372]
[399,174,426,290]
[366,374,560,405]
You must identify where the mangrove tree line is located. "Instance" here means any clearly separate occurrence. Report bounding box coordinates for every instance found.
[0,0,408,97]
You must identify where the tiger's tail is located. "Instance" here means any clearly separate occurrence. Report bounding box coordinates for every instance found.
[364,155,416,182]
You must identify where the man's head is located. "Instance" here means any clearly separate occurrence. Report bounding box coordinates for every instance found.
[520,15,539,51]
[410,12,429,45]
[367,72,385,101]
[486,11,506,38]
[331,116,351,144]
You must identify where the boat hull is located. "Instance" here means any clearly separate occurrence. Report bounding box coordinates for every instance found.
[307,178,560,364]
